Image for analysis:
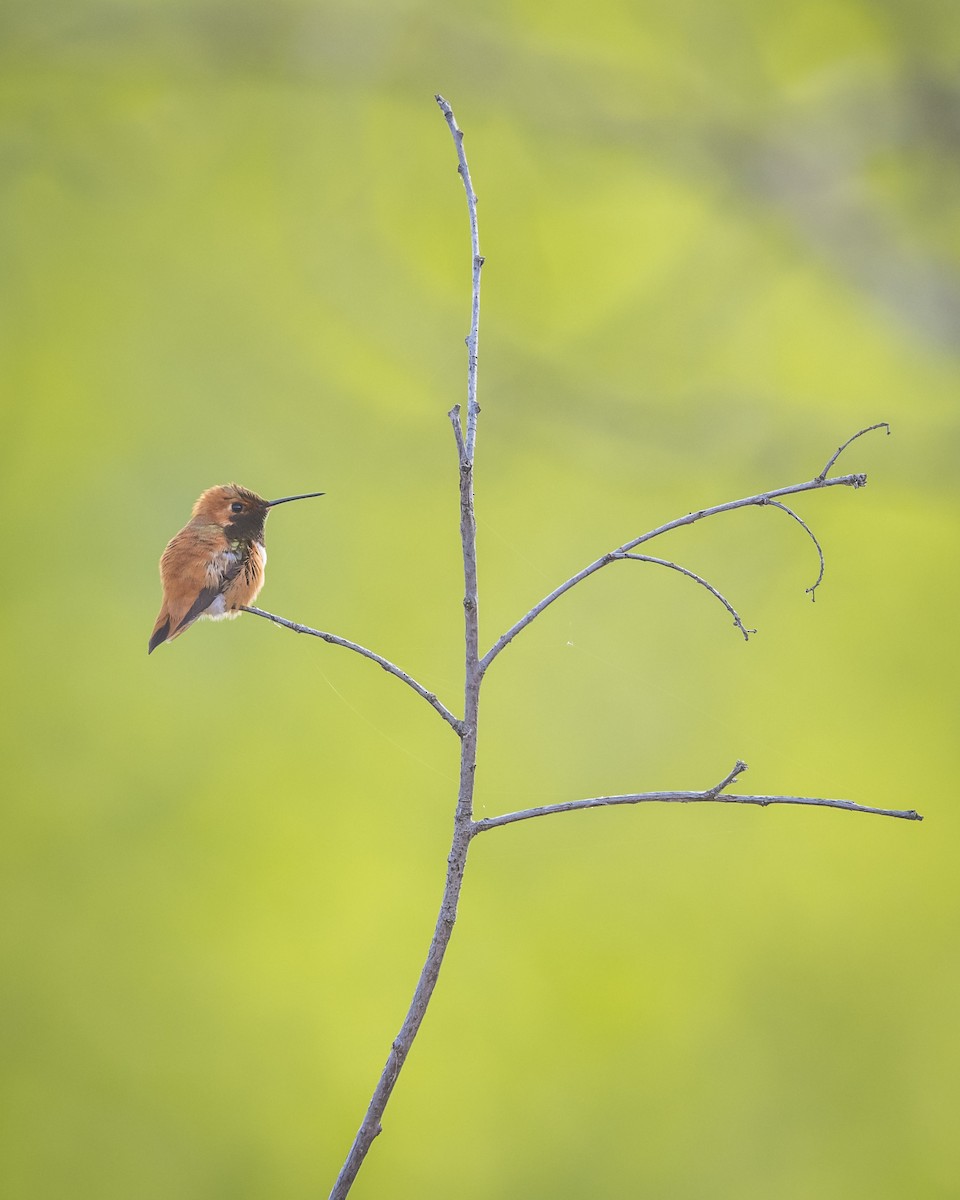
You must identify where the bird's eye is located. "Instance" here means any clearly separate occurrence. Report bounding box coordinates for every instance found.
[230,502,244,513]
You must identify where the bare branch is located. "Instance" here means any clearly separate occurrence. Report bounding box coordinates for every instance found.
[448,404,466,462]
[240,606,462,735]
[619,553,755,640]
[763,500,826,599]
[329,96,485,1200]
[328,829,470,1200]
[708,758,749,793]
[472,757,923,833]
[711,794,921,820]
[480,461,878,672]
[436,93,483,463]
[817,421,890,481]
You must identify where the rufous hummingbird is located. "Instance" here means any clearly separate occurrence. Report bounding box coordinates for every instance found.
[148,483,324,654]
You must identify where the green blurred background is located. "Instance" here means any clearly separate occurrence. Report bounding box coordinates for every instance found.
[2,1,958,1196]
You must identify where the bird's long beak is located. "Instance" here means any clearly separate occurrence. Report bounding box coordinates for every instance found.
[265,491,325,507]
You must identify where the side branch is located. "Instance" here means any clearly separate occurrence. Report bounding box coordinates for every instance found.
[817,422,889,481]
[619,553,755,640]
[241,606,463,734]
[763,500,825,599]
[472,760,923,832]
[481,468,869,672]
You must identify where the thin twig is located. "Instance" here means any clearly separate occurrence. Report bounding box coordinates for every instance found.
[480,467,874,671]
[448,404,466,462]
[618,553,755,639]
[241,606,462,735]
[709,759,749,793]
[763,500,826,599]
[472,757,923,833]
[817,421,890,481]
[436,93,484,462]
[472,793,923,830]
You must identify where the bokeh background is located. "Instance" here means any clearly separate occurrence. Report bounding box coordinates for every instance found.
[3,1,958,1197]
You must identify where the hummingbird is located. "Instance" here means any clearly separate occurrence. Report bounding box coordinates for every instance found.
[148,483,324,654]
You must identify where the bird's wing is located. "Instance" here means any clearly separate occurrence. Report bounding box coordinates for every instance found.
[159,530,243,637]
[172,582,226,634]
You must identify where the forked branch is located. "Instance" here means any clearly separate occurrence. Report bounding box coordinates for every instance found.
[473,760,923,832]
[312,101,914,1200]
[480,454,881,672]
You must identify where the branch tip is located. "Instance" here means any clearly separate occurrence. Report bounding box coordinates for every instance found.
[710,760,749,795]
[817,422,890,481]
[765,501,826,597]
[620,553,753,641]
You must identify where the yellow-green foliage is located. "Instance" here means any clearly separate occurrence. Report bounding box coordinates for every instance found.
[2,2,957,1197]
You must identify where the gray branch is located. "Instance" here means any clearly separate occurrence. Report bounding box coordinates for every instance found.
[618,553,754,639]
[436,93,483,463]
[763,500,826,599]
[473,760,923,832]
[817,421,890,481]
[480,452,881,672]
[240,606,462,735]
[327,95,484,1200]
